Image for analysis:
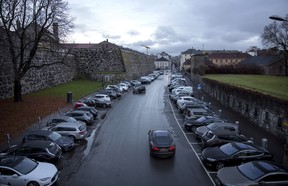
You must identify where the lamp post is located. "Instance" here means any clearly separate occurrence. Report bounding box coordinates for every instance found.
[269,15,288,22]
[269,15,288,76]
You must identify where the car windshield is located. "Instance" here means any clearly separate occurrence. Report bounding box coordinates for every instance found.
[67,117,77,122]
[207,123,219,130]
[219,143,238,156]
[238,161,267,180]
[196,116,206,122]
[11,157,38,175]
[48,132,62,141]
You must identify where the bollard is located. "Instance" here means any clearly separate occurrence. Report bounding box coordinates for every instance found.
[7,134,10,148]
[67,92,73,103]
[261,138,268,149]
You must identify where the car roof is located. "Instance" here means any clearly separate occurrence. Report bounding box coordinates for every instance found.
[54,122,82,127]
[49,115,75,120]
[252,161,288,174]
[231,142,267,151]
[25,130,54,136]
[0,156,26,167]
[152,130,171,137]
[22,140,54,148]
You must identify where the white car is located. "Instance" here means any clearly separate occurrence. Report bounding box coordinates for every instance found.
[0,156,59,186]
[118,83,129,91]
[176,96,198,109]
[94,94,111,102]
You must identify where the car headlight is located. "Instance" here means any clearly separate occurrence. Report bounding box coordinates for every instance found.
[206,158,216,162]
[40,177,51,181]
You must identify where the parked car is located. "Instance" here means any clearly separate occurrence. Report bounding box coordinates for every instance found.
[0,156,59,186]
[176,96,198,108]
[43,122,88,141]
[215,161,288,186]
[73,102,87,109]
[46,115,85,127]
[201,142,273,170]
[99,89,118,99]
[1,140,62,163]
[184,107,214,120]
[118,83,129,91]
[184,115,226,132]
[22,130,75,152]
[148,130,176,158]
[94,94,111,102]
[75,105,98,119]
[195,122,240,139]
[181,102,208,115]
[92,98,112,108]
[65,110,93,125]
[201,130,253,148]
[130,80,142,86]
[140,76,152,84]
[132,85,146,94]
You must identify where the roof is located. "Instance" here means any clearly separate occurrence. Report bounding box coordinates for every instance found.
[156,57,169,61]
[237,55,283,66]
[208,52,251,59]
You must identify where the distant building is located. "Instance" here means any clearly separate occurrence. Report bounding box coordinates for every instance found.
[180,48,239,70]
[154,57,171,70]
[238,55,285,75]
[246,46,260,56]
[208,52,251,66]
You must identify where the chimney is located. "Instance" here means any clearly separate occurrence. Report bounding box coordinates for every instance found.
[53,22,59,42]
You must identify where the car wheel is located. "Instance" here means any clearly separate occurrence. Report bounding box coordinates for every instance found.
[27,181,40,186]
[69,135,76,141]
[216,162,224,170]
[102,104,107,108]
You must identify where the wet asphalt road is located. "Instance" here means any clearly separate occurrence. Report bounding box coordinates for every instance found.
[57,75,214,186]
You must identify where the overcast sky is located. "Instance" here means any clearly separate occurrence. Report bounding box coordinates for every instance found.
[66,0,288,56]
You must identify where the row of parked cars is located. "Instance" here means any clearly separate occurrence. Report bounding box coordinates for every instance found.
[169,72,288,185]
[0,72,164,186]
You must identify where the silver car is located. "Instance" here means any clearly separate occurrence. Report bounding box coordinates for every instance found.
[65,110,93,125]
[46,115,86,127]
[195,122,240,139]
[43,122,88,140]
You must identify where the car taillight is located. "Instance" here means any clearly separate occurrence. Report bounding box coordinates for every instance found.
[169,146,176,151]
[79,131,85,135]
[152,147,159,151]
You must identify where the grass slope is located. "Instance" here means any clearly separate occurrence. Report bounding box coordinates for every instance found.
[204,75,288,100]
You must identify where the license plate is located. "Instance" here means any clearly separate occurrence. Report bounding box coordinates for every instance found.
[160,148,168,152]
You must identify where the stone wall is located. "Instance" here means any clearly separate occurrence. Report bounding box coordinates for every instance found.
[0,45,155,99]
[190,74,288,142]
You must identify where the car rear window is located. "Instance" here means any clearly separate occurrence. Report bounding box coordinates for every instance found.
[155,136,171,145]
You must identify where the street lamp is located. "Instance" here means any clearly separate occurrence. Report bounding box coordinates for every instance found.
[269,15,288,76]
[269,15,288,22]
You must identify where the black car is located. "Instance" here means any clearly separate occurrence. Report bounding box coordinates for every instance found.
[184,115,226,132]
[75,105,98,119]
[201,131,253,148]
[148,130,176,158]
[1,140,62,162]
[201,142,273,170]
[22,130,75,152]
[132,85,146,94]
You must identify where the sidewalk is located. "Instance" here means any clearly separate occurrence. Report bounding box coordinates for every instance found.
[185,75,286,165]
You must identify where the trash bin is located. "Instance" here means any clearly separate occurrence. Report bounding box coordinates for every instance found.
[67,92,72,103]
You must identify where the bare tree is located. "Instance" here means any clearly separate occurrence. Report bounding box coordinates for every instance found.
[0,0,74,102]
[261,15,288,76]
